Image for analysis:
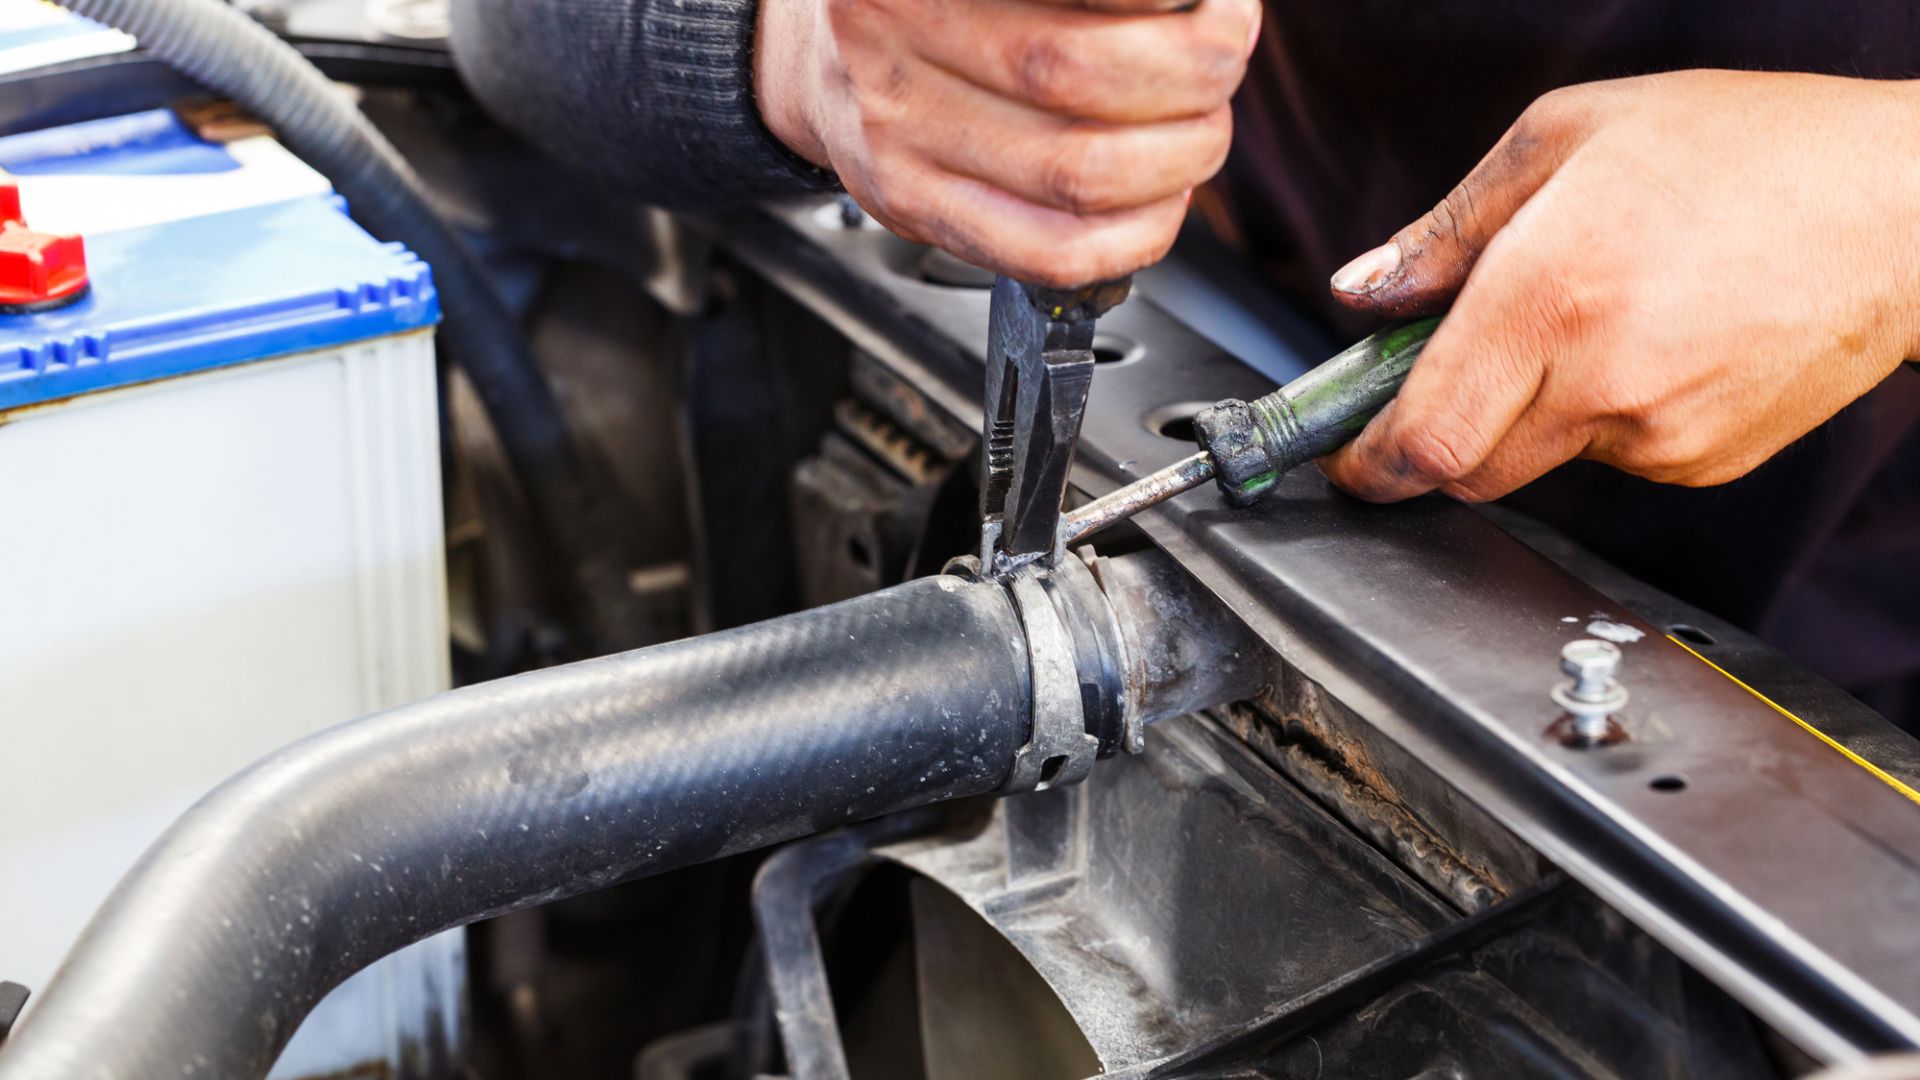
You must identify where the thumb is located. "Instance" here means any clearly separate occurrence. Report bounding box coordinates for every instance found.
[1330,90,1596,318]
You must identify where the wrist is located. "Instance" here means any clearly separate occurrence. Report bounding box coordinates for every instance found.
[1890,79,1920,360]
[753,0,831,169]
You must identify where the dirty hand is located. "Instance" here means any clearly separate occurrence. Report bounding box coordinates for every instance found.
[754,0,1259,286]
[1319,70,1920,503]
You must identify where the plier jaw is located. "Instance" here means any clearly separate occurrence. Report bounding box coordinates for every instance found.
[978,275,1130,575]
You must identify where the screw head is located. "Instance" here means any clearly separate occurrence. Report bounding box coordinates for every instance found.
[1560,639,1621,686]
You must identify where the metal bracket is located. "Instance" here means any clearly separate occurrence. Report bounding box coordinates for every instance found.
[1002,570,1100,793]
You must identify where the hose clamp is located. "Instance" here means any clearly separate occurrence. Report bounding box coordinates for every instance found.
[1002,569,1100,793]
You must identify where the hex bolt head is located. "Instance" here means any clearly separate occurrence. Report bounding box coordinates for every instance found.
[1552,639,1629,747]
[1560,639,1621,700]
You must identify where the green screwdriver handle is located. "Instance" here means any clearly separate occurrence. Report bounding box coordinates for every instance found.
[1193,317,1441,506]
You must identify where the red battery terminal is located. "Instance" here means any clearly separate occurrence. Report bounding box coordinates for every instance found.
[0,175,89,313]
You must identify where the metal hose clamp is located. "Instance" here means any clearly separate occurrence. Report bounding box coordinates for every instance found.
[1002,569,1100,793]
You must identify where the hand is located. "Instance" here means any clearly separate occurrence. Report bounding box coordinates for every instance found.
[1319,70,1920,503]
[754,0,1259,286]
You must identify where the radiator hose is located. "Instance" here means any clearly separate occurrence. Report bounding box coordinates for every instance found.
[51,0,641,647]
[0,553,1264,1079]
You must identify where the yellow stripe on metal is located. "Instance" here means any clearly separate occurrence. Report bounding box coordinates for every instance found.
[1667,635,1920,807]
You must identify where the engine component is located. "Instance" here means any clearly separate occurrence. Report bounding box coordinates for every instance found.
[737,717,1778,1080]
[790,351,974,608]
[0,548,1265,1079]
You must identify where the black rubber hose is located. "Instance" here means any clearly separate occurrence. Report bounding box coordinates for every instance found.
[51,0,639,646]
[0,576,1032,1080]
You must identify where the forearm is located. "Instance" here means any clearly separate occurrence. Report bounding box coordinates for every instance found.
[448,0,837,209]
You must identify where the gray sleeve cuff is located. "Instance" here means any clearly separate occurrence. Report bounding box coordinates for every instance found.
[451,0,839,208]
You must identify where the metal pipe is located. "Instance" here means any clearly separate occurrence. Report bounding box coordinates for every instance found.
[1087,548,1272,745]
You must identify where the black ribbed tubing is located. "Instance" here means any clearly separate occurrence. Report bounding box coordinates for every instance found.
[0,577,1031,1080]
[53,0,636,644]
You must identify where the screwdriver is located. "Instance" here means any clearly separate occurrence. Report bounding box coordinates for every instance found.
[1058,316,1441,546]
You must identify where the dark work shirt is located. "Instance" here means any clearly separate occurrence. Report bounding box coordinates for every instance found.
[1217,2,1920,726]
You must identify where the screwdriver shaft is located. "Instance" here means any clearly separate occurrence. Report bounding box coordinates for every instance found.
[1059,451,1214,547]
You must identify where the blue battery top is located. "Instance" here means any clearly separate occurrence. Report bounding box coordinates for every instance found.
[0,112,439,412]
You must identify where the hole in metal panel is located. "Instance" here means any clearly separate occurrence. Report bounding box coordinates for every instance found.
[1092,333,1142,366]
[1147,402,1208,443]
[1669,624,1717,647]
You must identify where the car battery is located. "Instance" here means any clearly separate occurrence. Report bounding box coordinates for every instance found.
[0,107,457,1076]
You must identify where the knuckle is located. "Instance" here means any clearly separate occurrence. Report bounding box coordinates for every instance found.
[1187,19,1250,98]
[1016,37,1090,112]
[1501,89,1582,166]
[843,53,912,113]
[826,0,878,35]
[861,158,922,226]
[1193,109,1236,176]
[1417,184,1482,259]
[1519,85,1584,133]
[1042,135,1112,213]
[1393,423,1480,485]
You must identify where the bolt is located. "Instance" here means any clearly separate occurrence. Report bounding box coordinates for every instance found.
[1552,639,1628,746]
[837,194,868,229]
[1560,639,1620,700]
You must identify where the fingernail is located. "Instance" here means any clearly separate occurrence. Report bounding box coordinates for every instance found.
[1330,242,1401,295]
